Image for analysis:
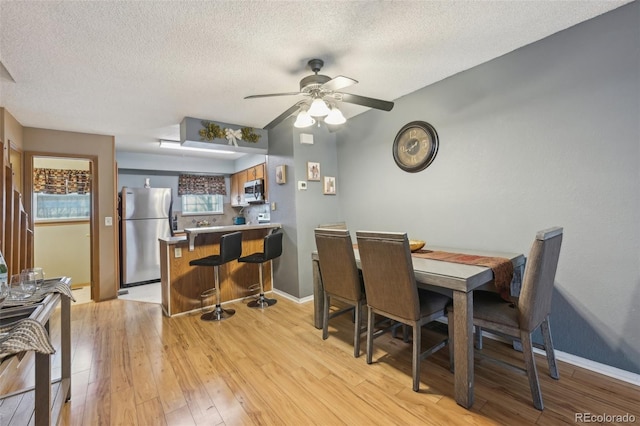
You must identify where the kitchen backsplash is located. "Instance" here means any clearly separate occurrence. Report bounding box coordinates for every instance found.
[174,203,269,230]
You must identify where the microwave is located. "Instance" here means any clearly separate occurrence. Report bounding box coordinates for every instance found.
[244,179,264,203]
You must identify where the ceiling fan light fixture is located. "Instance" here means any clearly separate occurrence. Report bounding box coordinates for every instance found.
[324,106,346,125]
[308,97,331,117]
[294,109,315,128]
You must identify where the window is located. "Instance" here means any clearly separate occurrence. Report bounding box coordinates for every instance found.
[181,194,224,215]
[34,193,91,221]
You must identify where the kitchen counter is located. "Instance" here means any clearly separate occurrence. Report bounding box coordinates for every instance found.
[183,223,281,251]
[159,223,282,316]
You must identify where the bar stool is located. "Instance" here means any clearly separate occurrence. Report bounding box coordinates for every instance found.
[189,231,243,321]
[238,229,283,308]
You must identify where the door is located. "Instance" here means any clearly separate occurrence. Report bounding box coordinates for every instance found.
[30,156,93,302]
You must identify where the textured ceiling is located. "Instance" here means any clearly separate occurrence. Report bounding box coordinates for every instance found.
[0,1,631,159]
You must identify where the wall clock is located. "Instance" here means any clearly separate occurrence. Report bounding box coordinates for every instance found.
[392,121,439,173]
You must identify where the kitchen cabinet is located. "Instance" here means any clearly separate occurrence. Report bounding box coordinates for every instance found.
[230,163,267,206]
[230,169,247,206]
[247,164,264,181]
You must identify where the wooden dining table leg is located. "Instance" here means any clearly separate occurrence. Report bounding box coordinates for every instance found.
[453,290,474,408]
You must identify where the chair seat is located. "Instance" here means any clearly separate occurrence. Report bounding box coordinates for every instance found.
[238,252,267,264]
[471,290,519,329]
[418,290,451,317]
[190,255,224,267]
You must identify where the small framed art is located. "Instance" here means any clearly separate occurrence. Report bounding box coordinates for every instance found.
[275,165,286,184]
[323,176,336,195]
[307,162,320,181]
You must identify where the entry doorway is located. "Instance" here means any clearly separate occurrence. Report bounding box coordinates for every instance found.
[25,155,94,302]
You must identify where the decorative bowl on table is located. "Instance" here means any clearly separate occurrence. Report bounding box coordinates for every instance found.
[409,239,426,252]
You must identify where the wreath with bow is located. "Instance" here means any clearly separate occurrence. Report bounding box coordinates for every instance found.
[199,121,261,146]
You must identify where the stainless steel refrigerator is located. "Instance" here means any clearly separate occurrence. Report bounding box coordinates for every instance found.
[119,187,172,287]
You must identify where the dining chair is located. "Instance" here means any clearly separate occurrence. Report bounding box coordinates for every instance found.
[314,227,366,357]
[317,221,347,230]
[447,226,563,410]
[356,231,451,392]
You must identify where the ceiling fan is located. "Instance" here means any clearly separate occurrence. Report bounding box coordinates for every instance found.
[245,59,394,130]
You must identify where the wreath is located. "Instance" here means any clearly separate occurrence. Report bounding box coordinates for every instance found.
[199,121,261,144]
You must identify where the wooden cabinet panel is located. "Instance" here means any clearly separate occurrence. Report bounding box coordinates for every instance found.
[248,164,264,181]
[231,169,247,206]
[230,163,267,206]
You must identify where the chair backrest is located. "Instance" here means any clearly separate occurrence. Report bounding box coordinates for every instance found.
[220,231,243,263]
[263,229,284,261]
[314,228,362,302]
[356,231,421,321]
[317,222,347,230]
[518,227,563,332]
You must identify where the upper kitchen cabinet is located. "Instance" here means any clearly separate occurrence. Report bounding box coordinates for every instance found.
[247,164,264,181]
[230,163,267,207]
[230,169,247,206]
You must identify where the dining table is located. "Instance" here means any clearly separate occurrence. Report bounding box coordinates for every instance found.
[311,245,526,409]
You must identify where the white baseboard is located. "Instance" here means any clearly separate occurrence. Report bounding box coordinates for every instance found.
[539,346,640,386]
[273,289,314,304]
[479,329,640,386]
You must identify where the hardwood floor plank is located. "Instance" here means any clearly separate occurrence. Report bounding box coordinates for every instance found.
[148,351,189,414]
[136,397,168,426]
[165,344,225,426]
[260,362,343,425]
[110,385,139,425]
[130,349,160,405]
[83,378,111,425]
[165,405,197,426]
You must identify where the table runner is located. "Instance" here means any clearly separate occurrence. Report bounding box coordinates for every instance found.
[2,278,75,308]
[0,318,55,360]
[412,250,514,300]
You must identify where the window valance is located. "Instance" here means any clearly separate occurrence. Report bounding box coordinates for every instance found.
[178,174,226,196]
[33,168,91,194]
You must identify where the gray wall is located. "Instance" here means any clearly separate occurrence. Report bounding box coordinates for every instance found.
[267,122,342,298]
[336,3,639,373]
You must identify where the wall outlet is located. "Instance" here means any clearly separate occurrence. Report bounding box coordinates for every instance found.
[271,202,276,211]
[105,216,113,226]
[298,181,307,190]
[174,247,182,258]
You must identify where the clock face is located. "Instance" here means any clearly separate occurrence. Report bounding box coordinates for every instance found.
[392,121,439,172]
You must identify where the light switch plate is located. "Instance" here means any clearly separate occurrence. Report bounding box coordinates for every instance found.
[298,181,307,190]
[174,247,182,258]
[105,216,113,226]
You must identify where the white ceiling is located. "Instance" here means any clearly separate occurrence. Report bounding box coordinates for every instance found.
[0,1,631,159]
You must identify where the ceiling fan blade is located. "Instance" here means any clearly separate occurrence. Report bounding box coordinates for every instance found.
[321,75,358,92]
[263,103,304,130]
[245,92,302,99]
[335,92,394,111]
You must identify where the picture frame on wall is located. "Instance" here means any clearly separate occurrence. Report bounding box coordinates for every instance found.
[307,162,320,181]
[275,165,286,184]
[323,176,336,195]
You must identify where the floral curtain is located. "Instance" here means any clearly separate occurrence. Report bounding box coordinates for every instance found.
[178,174,226,196]
[33,168,91,194]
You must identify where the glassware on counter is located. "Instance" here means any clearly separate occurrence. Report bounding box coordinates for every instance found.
[21,267,45,290]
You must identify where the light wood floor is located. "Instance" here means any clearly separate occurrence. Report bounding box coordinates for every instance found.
[1,296,639,425]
